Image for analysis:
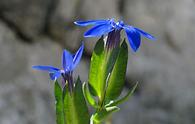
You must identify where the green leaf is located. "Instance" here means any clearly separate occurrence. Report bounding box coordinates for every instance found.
[64,77,90,124]
[82,82,99,109]
[73,78,90,123]
[64,83,75,124]
[54,80,65,124]
[105,40,128,101]
[89,37,119,100]
[88,37,105,97]
[105,82,138,107]
[92,106,120,123]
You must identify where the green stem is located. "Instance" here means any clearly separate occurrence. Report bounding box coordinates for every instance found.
[93,121,102,124]
[93,120,111,124]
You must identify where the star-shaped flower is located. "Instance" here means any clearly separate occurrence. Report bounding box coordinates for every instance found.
[74,19,155,52]
[32,43,84,80]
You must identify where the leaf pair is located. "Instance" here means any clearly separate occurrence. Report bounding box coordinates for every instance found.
[84,37,138,123]
[88,37,119,100]
[83,81,138,123]
[91,106,120,124]
[54,78,90,124]
[88,37,129,102]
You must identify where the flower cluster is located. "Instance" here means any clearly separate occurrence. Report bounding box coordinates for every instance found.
[33,18,155,91]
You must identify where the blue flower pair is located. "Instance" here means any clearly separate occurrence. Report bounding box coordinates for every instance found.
[74,18,155,52]
[33,18,155,80]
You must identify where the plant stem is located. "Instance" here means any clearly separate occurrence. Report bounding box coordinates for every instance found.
[93,121,102,124]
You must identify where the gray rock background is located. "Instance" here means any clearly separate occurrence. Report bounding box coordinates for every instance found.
[0,0,195,124]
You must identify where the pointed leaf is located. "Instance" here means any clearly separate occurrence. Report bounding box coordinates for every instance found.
[93,106,120,123]
[105,40,128,100]
[88,37,105,97]
[82,82,99,109]
[54,80,65,124]
[63,83,75,124]
[64,77,90,124]
[106,82,138,107]
[73,78,90,123]
[89,37,119,100]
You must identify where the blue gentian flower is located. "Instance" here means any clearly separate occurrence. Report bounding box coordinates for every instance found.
[74,19,155,52]
[32,43,84,81]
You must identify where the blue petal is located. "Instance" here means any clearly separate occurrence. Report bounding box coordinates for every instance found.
[72,43,84,70]
[123,26,141,52]
[49,72,61,80]
[32,65,60,72]
[62,50,73,71]
[134,27,156,40]
[74,20,109,26]
[84,24,114,37]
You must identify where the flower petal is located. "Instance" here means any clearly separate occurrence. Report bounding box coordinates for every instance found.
[72,43,84,70]
[62,50,73,71]
[32,65,60,72]
[134,27,156,40]
[123,26,141,52]
[49,72,61,80]
[84,24,114,37]
[74,20,109,26]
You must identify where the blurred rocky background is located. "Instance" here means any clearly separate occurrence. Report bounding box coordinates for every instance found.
[0,0,195,124]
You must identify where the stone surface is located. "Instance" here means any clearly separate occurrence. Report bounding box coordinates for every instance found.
[81,0,119,19]
[0,0,52,39]
[74,58,90,82]
[48,0,82,47]
[0,21,62,124]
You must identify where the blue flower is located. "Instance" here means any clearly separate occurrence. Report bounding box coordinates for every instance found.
[32,43,84,80]
[74,19,155,52]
